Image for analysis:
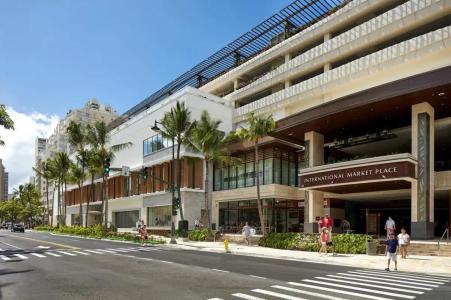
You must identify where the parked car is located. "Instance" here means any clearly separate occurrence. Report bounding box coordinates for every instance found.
[11,224,25,232]
[1,222,12,229]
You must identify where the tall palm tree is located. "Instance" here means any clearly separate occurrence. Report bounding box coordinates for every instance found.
[189,110,238,229]
[69,163,86,226]
[86,121,131,229]
[159,101,195,220]
[33,158,55,225]
[85,149,102,227]
[54,152,71,226]
[66,121,87,227]
[235,113,275,235]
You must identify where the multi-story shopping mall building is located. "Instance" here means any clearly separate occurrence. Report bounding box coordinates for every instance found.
[63,0,451,239]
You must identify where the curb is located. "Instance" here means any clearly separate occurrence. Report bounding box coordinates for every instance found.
[45,231,164,246]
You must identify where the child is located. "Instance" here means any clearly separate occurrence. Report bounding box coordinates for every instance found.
[385,233,398,271]
[397,227,410,259]
[319,228,328,255]
[140,224,148,246]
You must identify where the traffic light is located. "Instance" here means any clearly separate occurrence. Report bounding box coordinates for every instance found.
[103,158,111,177]
[142,167,148,180]
[173,197,181,209]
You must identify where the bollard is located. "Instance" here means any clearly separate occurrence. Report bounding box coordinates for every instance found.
[224,239,229,253]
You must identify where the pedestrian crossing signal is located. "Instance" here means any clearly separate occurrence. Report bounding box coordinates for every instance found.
[103,158,111,177]
[143,167,148,180]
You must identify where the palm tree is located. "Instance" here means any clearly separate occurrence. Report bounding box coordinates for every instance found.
[53,152,71,226]
[86,121,131,229]
[159,101,195,220]
[69,163,86,226]
[85,149,102,227]
[0,103,14,146]
[32,158,55,225]
[235,113,275,235]
[189,110,238,229]
[67,121,87,227]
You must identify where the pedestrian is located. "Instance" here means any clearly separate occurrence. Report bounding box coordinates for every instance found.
[318,217,325,233]
[324,213,333,241]
[140,224,148,246]
[398,227,410,259]
[384,217,396,238]
[385,232,398,271]
[194,218,200,229]
[242,222,252,246]
[319,227,328,255]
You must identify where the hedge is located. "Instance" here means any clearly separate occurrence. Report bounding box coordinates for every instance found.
[258,233,372,254]
[188,229,221,241]
[34,225,165,244]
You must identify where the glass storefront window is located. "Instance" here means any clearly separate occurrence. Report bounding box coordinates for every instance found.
[289,161,297,187]
[274,158,281,184]
[264,158,273,185]
[114,210,139,228]
[148,206,171,227]
[245,162,254,187]
[229,166,237,189]
[281,160,289,185]
[222,167,229,190]
[214,167,222,191]
[237,164,245,188]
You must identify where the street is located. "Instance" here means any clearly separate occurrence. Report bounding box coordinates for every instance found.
[0,231,449,300]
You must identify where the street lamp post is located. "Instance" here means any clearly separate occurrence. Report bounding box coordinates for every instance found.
[152,120,177,244]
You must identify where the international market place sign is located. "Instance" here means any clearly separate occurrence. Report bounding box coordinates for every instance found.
[299,161,415,188]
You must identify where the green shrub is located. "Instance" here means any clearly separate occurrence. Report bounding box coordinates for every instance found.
[259,233,372,254]
[34,225,55,232]
[188,229,214,241]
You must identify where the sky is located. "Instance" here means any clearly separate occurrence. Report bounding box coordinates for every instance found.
[0,0,293,192]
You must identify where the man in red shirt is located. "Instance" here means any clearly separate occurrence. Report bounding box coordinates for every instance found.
[324,213,333,241]
[318,217,325,233]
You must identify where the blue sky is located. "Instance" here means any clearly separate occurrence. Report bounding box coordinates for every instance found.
[0,0,292,116]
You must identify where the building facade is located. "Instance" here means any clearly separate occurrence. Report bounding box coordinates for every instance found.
[63,0,451,239]
[0,160,8,202]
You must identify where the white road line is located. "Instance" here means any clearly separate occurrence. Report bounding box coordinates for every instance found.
[315,276,423,294]
[159,260,172,264]
[252,289,307,300]
[348,271,445,284]
[0,240,22,249]
[85,250,104,254]
[14,254,28,259]
[302,279,414,299]
[272,285,348,300]
[288,282,392,300]
[45,252,62,257]
[232,293,267,300]
[57,251,76,256]
[328,274,432,291]
[337,272,438,287]
[211,269,229,273]
[0,255,11,261]
[206,298,224,300]
[96,249,116,254]
[356,270,451,282]
[108,248,129,252]
[249,275,267,280]
[72,251,90,255]
[30,253,46,258]
[0,248,3,251]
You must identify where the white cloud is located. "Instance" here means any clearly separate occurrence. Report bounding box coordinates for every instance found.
[0,106,59,193]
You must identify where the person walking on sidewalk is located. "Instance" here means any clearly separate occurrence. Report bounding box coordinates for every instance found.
[398,227,410,259]
[319,227,328,255]
[385,217,396,238]
[318,217,325,233]
[242,222,252,246]
[385,232,399,271]
[324,213,333,241]
[139,224,148,246]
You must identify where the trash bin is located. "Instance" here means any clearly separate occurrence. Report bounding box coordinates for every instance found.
[366,240,378,255]
[178,220,189,238]
[211,223,216,231]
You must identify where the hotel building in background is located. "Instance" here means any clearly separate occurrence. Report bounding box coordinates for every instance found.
[62,0,451,240]
[0,159,8,201]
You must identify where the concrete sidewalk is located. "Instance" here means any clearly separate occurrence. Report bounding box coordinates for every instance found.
[163,238,451,276]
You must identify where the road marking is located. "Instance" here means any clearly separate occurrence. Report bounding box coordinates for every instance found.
[252,289,307,300]
[232,293,266,300]
[302,279,414,299]
[288,282,392,300]
[57,251,76,256]
[356,269,451,282]
[336,272,438,287]
[2,233,78,249]
[0,248,3,251]
[85,250,104,254]
[14,254,28,259]
[0,240,22,249]
[315,276,423,294]
[0,255,11,261]
[211,269,229,273]
[328,274,432,290]
[108,248,129,252]
[160,260,173,264]
[248,275,267,280]
[45,252,62,257]
[272,285,348,300]
[36,245,50,249]
[73,251,90,255]
[96,249,116,253]
[207,298,224,300]
[348,271,445,284]
[30,253,46,258]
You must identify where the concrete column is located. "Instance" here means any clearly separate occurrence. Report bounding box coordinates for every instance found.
[411,102,435,239]
[323,33,332,72]
[303,131,325,233]
[233,78,240,91]
[284,53,292,88]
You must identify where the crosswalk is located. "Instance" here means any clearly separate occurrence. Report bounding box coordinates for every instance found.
[212,269,451,300]
[0,246,161,261]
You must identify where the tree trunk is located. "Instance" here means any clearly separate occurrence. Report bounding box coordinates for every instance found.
[204,160,211,229]
[104,176,109,230]
[78,182,82,226]
[255,140,266,235]
[176,143,184,220]
[45,179,50,225]
[86,174,94,227]
[64,182,67,226]
[51,185,56,227]
[57,180,61,227]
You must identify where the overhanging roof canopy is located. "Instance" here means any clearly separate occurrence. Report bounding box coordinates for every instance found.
[114,0,349,128]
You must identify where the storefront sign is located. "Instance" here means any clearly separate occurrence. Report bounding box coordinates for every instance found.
[300,161,415,188]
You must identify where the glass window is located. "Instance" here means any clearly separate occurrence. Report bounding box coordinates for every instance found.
[221,167,229,190]
[214,167,222,191]
[114,210,139,228]
[257,160,264,184]
[148,206,172,227]
[264,158,273,185]
[229,166,237,189]
[274,158,281,184]
[245,162,254,187]
[289,161,297,187]
[281,160,289,185]
[237,164,245,188]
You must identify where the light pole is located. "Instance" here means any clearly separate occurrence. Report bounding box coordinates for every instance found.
[151,120,177,244]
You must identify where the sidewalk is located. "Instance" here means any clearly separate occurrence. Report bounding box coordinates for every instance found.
[162,238,451,276]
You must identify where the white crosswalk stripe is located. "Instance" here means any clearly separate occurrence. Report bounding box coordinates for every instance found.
[356,269,451,282]
[0,255,11,261]
[327,274,433,290]
[334,272,439,287]
[108,248,129,253]
[45,252,62,257]
[348,271,446,284]
[72,251,90,255]
[288,282,392,300]
[85,249,104,254]
[14,254,28,259]
[272,285,349,300]
[96,249,117,253]
[30,253,46,258]
[252,289,308,300]
[232,293,266,300]
[57,251,76,256]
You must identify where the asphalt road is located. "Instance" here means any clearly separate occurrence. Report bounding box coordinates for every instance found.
[0,230,450,300]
